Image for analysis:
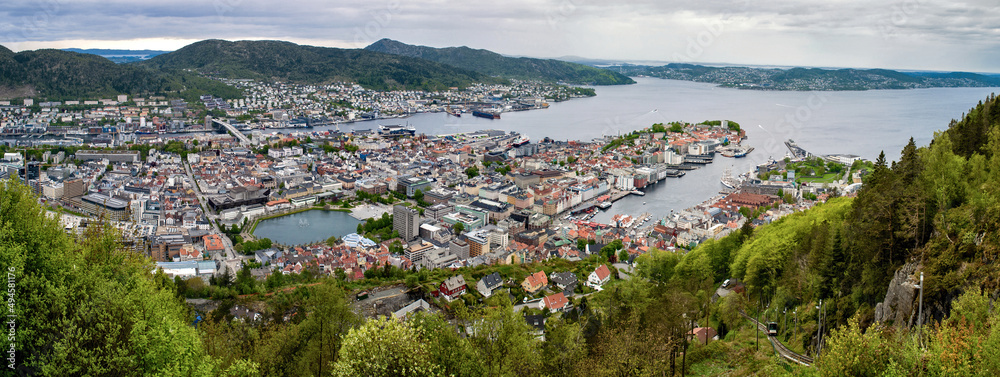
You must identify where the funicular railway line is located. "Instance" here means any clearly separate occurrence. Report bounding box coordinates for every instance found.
[741,311,814,366]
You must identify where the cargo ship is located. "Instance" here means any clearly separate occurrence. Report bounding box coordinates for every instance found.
[472,109,501,119]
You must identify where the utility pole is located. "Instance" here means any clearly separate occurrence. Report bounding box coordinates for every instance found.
[756,291,761,351]
[917,272,924,347]
[819,301,826,355]
[815,299,823,357]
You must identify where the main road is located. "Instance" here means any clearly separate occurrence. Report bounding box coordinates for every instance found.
[184,160,243,278]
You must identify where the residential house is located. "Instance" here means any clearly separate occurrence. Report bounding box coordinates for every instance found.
[688,327,718,345]
[476,272,504,298]
[439,275,467,301]
[550,271,578,294]
[521,270,548,294]
[525,314,546,339]
[542,292,569,312]
[589,264,611,286]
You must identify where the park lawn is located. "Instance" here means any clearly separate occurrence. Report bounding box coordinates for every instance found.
[797,173,839,183]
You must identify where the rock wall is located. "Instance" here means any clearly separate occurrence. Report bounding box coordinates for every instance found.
[874,262,922,327]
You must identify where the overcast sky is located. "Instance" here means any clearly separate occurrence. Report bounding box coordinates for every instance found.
[2,0,998,72]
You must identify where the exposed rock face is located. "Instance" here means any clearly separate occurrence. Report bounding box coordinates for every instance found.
[874,262,921,327]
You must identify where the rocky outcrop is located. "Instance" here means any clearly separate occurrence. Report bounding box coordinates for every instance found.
[874,262,922,327]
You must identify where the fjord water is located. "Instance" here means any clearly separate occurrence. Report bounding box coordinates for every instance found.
[320,77,999,222]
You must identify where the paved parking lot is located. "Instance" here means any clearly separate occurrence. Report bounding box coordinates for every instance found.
[350,204,391,220]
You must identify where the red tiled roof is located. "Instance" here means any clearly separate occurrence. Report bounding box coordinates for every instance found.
[543,292,568,310]
[594,264,611,281]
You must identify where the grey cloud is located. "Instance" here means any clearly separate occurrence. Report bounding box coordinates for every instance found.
[0,0,996,72]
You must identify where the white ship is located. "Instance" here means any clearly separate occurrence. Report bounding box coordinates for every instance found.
[721,167,741,189]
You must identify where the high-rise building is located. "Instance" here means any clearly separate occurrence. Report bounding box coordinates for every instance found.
[465,229,490,258]
[63,178,86,199]
[393,205,419,242]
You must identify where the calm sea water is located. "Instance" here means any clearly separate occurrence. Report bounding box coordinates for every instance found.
[292,78,998,223]
[252,210,360,245]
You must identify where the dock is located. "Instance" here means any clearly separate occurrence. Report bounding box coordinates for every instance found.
[609,191,631,202]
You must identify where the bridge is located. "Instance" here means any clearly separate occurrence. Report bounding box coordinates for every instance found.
[209,117,251,146]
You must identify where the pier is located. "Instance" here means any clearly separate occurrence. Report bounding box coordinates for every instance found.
[609,191,632,202]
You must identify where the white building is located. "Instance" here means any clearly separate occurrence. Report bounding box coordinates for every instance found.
[588,264,611,286]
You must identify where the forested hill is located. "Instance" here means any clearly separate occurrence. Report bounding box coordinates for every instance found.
[0,47,241,100]
[136,39,491,91]
[611,63,1000,90]
[365,38,635,86]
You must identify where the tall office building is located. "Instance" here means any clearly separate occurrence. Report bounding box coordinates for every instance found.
[393,205,420,242]
[63,178,86,199]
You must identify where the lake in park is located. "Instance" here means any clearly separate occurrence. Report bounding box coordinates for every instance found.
[252,209,361,246]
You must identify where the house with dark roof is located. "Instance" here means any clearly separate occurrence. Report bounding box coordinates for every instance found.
[525,314,546,338]
[476,272,504,298]
[550,271,578,294]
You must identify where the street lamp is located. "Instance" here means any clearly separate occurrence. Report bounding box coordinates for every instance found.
[783,308,788,336]
[793,310,797,338]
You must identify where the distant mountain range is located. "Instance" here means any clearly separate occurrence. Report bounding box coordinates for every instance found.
[609,63,1000,90]
[6,39,997,100]
[365,39,635,86]
[62,48,170,63]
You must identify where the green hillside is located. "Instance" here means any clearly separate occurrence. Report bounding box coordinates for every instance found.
[136,39,490,91]
[0,48,166,100]
[0,47,242,100]
[0,39,499,100]
[365,39,635,85]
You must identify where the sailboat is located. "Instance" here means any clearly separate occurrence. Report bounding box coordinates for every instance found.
[721,167,741,189]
